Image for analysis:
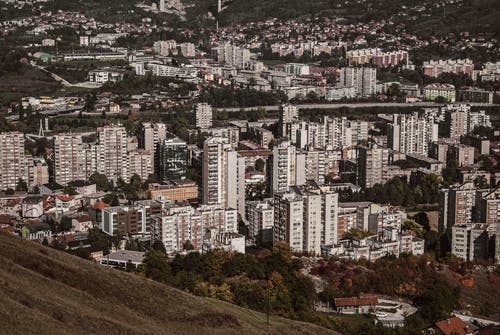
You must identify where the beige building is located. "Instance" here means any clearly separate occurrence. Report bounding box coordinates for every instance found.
[357,144,389,189]
[0,132,28,190]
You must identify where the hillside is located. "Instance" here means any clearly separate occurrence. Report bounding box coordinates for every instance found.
[0,233,338,335]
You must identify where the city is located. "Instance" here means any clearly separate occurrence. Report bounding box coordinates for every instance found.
[0,0,499,334]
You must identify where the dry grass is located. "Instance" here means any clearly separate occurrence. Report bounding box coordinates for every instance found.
[0,233,338,335]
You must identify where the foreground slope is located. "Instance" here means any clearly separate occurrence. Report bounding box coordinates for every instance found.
[0,233,337,335]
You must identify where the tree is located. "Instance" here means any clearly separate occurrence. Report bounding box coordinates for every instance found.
[151,239,167,254]
[183,240,194,251]
[143,249,171,283]
[59,216,73,232]
[63,185,78,196]
[16,178,28,192]
[412,212,430,232]
[89,172,111,192]
[254,158,265,172]
[473,175,489,189]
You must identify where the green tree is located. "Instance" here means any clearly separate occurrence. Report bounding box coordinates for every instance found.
[15,178,28,192]
[63,185,78,196]
[143,249,171,283]
[254,158,265,172]
[89,172,111,192]
[473,175,489,189]
[59,216,73,232]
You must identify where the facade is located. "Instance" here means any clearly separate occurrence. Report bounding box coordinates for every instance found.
[151,204,238,254]
[273,182,339,255]
[147,181,198,202]
[357,144,389,189]
[451,223,490,261]
[101,201,162,236]
[447,144,475,166]
[195,103,213,129]
[95,125,128,182]
[272,140,303,193]
[438,182,476,232]
[339,67,377,97]
[179,42,196,57]
[158,137,188,181]
[388,112,438,155]
[0,132,28,190]
[211,43,250,69]
[459,87,494,104]
[202,137,245,217]
[423,59,474,77]
[423,83,456,102]
[246,200,274,241]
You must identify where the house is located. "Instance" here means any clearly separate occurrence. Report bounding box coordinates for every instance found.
[72,214,93,232]
[20,223,52,241]
[21,196,44,218]
[40,182,64,195]
[334,296,379,314]
[55,195,79,213]
[68,180,97,196]
[100,250,145,269]
[435,317,477,335]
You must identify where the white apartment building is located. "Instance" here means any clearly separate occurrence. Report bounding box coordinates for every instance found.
[180,42,196,58]
[284,63,310,76]
[153,40,177,56]
[53,133,89,185]
[272,141,305,193]
[339,67,377,97]
[141,122,167,153]
[95,125,128,182]
[195,103,213,129]
[246,200,274,240]
[451,223,490,261]
[273,182,339,255]
[151,203,238,254]
[0,132,27,190]
[202,137,246,217]
[357,144,389,189]
[128,149,153,181]
[388,112,439,155]
[212,43,251,69]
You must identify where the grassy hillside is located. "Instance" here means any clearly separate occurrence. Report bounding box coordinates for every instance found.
[0,233,338,335]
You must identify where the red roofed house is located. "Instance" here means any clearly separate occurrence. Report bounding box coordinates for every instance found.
[334,296,378,314]
[435,317,477,335]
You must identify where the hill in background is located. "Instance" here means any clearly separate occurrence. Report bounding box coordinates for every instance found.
[0,233,338,335]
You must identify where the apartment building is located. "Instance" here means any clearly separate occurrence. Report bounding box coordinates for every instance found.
[339,67,377,97]
[0,132,28,190]
[357,144,389,189]
[95,125,128,182]
[451,223,490,261]
[158,137,188,181]
[246,200,274,242]
[271,140,305,193]
[438,181,476,232]
[202,137,245,217]
[211,43,250,69]
[195,103,213,129]
[388,112,438,155]
[273,182,339,255]
[423,83,456,102]
[477,188,500,227]
[101,201,162,236]
[447,144,475,166]
[151,203,238,254]
[423,59,474,77]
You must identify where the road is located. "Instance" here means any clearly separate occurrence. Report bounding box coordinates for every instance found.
[214,102,498,112]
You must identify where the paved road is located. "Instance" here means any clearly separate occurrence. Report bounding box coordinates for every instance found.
[32,63,73,87]
[214,102,498,112]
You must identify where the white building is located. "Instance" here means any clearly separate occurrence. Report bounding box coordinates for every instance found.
[0,132,28,190]
[388,112,439,155]
[195,103,213,129]
[339,67,377,97]
[202,137,246,217]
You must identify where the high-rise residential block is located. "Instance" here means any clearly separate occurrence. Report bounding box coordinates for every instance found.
[438,181,476,232]
[96,125,128,182]
[53,133,89,185]
[195,103,213,129]
[158,137,188,181]
[388,112,438,155]
[0,132,27,190]
[202,137,245,217]
[339,67,377,97]
[357,144,389,189]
